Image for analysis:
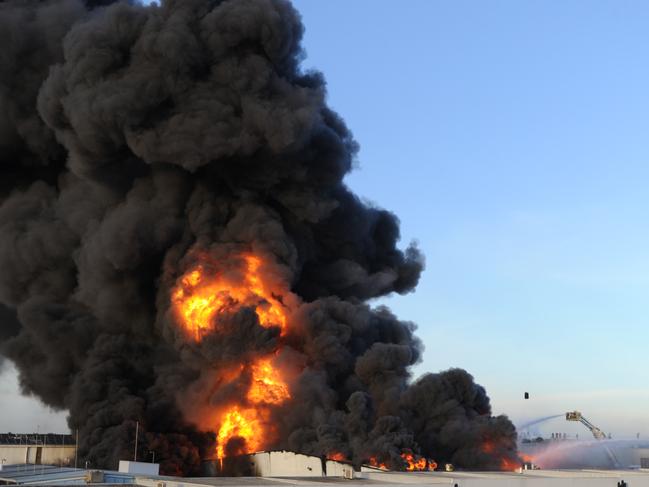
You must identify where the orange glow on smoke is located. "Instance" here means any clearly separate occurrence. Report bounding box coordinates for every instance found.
[481,440,524,472]
[172,254,287,341]
[481,440,495,454]
[500,457,521,471]
[520,453,534,463]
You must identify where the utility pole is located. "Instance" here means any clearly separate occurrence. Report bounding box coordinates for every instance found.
[134,422,139,462]
[75,429,79,469]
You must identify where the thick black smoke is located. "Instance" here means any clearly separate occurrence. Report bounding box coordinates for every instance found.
[0,0,517,475]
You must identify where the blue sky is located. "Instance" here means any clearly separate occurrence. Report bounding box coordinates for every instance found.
[2,0,648,438]
[290,0,649,437]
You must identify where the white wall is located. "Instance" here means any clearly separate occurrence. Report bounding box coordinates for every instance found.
[325,459,354,478]
[0,445,75,466]
[251,451,323,477]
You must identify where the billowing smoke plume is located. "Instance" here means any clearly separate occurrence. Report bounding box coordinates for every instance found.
[0,0,517,475]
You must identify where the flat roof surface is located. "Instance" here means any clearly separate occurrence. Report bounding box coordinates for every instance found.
[179,469,649,485]
[182,478,388,486]
[0,465,87,484]
[3,464,649,486]
[0,464,134,485]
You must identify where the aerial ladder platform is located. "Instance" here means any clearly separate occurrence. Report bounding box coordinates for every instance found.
[566,411,620,468]
[565,411,607,440]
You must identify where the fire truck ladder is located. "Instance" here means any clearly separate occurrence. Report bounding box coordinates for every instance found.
[565,411,606,440]
[565,411,621,468]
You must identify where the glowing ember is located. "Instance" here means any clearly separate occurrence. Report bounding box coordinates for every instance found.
[172,254,288,340]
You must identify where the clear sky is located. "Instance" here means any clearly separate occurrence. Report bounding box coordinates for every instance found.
[2,0,648,439]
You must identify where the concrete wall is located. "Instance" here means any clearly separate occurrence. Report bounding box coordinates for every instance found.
[250,451,323,477]
[325,459,354,478]
[0,445,76,466]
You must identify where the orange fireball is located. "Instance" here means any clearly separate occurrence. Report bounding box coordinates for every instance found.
[247,358,291,405]
[172,254,288,340]
[171,252,294,462]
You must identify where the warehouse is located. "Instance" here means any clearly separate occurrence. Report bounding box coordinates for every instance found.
[3,460,649,486]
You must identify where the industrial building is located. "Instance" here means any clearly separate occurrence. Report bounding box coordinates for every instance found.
[208,451,355,478]
[0,445,75,467]
[2,450,649,486]
[2,463,649,486]
[0,434,76,468]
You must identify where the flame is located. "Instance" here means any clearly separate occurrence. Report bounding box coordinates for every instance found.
[401,452,436,471]
[247,358,291,405]
[216,356,290,460]
[368,457,388,470]
[507,452,534,471]
[216,407,262,460]
[171,251,295,461]
[500,457,521,471]
[327,452,348,462]
[242,255,287,331]
[172,254,287,340]
[481,440,525,471]
[366,453,436,472]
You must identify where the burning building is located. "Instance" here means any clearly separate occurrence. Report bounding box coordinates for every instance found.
[0,0,517,476]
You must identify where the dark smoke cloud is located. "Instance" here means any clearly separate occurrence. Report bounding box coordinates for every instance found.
[0,0,517,474]
[0,304,20,371]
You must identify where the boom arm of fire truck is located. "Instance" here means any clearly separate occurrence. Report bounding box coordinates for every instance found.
[565,411,607,440]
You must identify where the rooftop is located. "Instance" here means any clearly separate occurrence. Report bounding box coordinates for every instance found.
[2,465,649,487]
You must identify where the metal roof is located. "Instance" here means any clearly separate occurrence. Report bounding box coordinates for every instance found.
[0,464,135,485]
[0,464,86,485]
